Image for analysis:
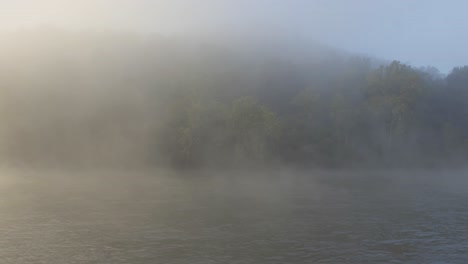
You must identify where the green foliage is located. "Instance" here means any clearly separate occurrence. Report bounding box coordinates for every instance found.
[227,97,280,162]
[1,32,468,168]
[366,61,425,152]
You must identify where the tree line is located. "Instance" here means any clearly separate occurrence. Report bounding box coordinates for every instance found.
[0,31,467,169]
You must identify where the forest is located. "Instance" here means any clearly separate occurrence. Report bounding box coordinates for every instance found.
[0,30,467,169]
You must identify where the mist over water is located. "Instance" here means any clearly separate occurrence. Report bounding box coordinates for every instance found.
[1,169,468,263]
[2,1,468,263]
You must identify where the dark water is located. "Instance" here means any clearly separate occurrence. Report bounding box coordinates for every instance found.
[1,169,467,263]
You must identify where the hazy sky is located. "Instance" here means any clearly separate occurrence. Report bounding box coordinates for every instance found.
[1,0,466,72]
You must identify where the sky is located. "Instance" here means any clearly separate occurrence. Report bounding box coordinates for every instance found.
[0,0,467,72]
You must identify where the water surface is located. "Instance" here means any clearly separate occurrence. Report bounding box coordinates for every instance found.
[1,169,467,263]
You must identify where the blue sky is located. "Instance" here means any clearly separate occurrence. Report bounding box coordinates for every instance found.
[1,0,467,72]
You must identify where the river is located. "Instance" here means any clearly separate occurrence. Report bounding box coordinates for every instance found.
[1,169,467,263]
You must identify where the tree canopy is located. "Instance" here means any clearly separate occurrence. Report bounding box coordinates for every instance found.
[0,31,467,169]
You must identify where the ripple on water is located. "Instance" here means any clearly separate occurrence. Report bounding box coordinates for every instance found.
[1,171,468,263]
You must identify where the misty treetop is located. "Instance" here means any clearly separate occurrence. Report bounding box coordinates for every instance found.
[0,31,467,168]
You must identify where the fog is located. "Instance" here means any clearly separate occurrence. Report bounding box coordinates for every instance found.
[3,0,468,71]
[1,168,468,263]
[0,28,467,169]
[2,1,468,263]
